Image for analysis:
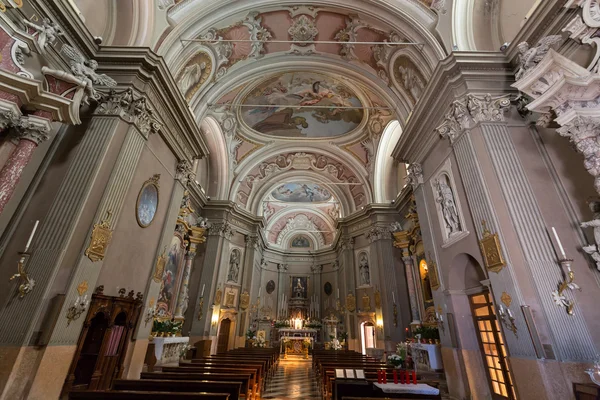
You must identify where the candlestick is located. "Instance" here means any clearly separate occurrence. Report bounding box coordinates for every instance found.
[507,308,513,318]
[201,284,205,297]
[551,227,566,258]
[392,292,396,304]
[24,220,39,253]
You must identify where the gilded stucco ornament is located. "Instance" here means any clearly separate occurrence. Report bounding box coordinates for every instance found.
[346,293,356,312]
[478,220,506,273]
[85,211,113,262]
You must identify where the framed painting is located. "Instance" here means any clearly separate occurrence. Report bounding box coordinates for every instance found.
[156,234,185,316]
[136,174,160,228]
[291,276,308,299]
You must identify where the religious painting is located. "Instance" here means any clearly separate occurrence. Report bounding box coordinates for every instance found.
[272,183,332,203]
[291,235,311,248]
[156,234,185,316]
[291,276,308,299]
[136,174,160,228]
[241,72,364,138]
[324,282,333,296]
[266,280,276,295]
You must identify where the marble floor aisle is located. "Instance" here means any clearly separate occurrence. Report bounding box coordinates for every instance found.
[262,356,321,400]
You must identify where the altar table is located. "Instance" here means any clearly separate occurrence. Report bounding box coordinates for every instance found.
[373,383,440,396]
[152,336,189,365]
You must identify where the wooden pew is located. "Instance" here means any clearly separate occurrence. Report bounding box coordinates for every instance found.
[188,360,266,388]
[141,372,252,399]
[69,391,230,400]
[161,366,258,397]
[112,379,243,400]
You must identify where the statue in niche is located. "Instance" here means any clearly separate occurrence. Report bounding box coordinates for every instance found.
[398,65,425,101]
[582,200,600,271]
[227,249,241,283]
[177,62,207,96]
[434,176,462,235]
[294,278,305,298]
[358,252,370,286]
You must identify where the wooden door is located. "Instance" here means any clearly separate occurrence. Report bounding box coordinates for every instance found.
[217,318,231,354]
[469,291,516,400]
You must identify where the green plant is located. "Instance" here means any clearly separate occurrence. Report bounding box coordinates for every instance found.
[413,326,439,340]
[246,329,256,340]
[337,331,348,341]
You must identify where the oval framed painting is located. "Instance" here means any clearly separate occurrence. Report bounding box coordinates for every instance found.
[136,174,160,228]
[324,282,333,296]
[266,280,276,295]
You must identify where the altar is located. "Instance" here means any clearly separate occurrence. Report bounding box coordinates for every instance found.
[278,328,317,357]
[152,336,189,366]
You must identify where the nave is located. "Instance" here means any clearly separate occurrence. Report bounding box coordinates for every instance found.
[262,357,320,400]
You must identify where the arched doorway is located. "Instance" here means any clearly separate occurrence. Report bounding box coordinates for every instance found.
[217,318,232,354]
[360,321,375,355]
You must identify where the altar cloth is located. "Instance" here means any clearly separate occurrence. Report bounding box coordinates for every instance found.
[373,383,440,395]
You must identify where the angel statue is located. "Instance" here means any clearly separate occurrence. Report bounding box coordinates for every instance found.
[581,200,600,271]
[43,45,116,104]
[389,221,403,233]
[23,18,63,51]
[515,35,562,80]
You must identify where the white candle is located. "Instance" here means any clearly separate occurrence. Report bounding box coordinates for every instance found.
[552,227,566,258]
[258,288,261,297]
[24,220,39,252]
[498,305,504,315]
[440,314,443,322]
[507,308,513,318]
[392,292,396,304]
[201,284,205,297]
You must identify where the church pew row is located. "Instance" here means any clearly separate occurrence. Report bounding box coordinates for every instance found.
[69,391,230,400]
[162,366,259,396]
[188,359,267,387]
[141,372,253,400]
[112,379,243,400]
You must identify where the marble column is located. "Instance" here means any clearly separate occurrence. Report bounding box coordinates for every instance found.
[0,117,51,215]
[175,248,196,318]
[402,255,421,324]
[277,263,288,318]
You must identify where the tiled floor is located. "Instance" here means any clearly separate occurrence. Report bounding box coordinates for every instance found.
[262,356,321,399]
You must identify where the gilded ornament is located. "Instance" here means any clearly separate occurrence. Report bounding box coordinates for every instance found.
[77,281,89,296]
[427,253,441,291]
[225,290,235,308]
[214,285,222,305]
[501,292,512,308]
[153,247,167,283]
[346,293,356,312]
[479,220,506,273]
[374,289,381,309]
[240,291,250,310]
[362,291,371,312]
[85,211,113,262]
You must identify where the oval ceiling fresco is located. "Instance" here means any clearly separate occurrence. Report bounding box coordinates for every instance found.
[271,183,332,203]
[241,72,364,138]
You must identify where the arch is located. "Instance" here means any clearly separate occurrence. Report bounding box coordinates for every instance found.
[446,253,487,292]
[374,120,402,203]
[200,116,229,199]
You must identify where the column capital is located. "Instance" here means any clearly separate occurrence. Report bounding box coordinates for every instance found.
[366,225,391,243]
[277,263,288,272]
[406,163,423,188]
[436,93,511,143]
[557,116,600,193]
[339,237,354,250]
[13,116,52,145]
[0,108,20,131]
[311,264,323,273]
[245,234,260,249]
[208,221,235,239]
[95,88,162,137]
[175,159,195,185]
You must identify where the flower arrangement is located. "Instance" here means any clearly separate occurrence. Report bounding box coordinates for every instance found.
[274,320,290,328]
[396,342,408,359]
[179,344,193,359]
[388,353,403,368]
[152,319,183,336]
[337,331,348,342]
[253,335,266,348]
[246,329,256,340]
[305,321,322,329]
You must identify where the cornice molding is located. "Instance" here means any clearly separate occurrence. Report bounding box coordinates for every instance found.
[391,52,515,163]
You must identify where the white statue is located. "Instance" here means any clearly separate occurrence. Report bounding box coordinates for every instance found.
[177,62,206,96]
[294,278,305,298]
[359,253,370,286]
[389,221,403,232]
[398,65,424,101]
[196,217,210,229]
[227,249,241,282]
[515,35,562,80]
[435,177,461,235]
[23,18,63,50]
[581,201,600,271]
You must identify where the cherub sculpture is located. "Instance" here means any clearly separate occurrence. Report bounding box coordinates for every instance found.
[57,45,116,102]
[515,35,563,80]
[23,18,63,50]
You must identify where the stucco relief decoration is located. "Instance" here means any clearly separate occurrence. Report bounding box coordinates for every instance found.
[334,15,367,61]
[288,14,318,55]
[210,106,242,170]
[393,56,426,103]
[435,99,470,143]
[373,31,403,84]
[153,247,167,283]
[346,292,356,312]
[563,0,600,73]
[95,88,162,137]
[434,174,462,237]
[227,248,241,283]
[557,117,600,194]
[479,220,506,273]
[580,200,600,271]
[198,29,233,80]
[357,251,370,286]
[85,211,113,262]
[275,214,325,246]
[176,51,213,101]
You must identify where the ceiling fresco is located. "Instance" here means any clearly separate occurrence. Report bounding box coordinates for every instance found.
[271,183,332,202]
[241,72,364,138]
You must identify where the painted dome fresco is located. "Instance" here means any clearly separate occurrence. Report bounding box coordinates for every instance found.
[241,72,364,138]
[271,183,332,203]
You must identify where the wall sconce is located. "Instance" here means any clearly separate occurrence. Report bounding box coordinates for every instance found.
[376,317,383,329]
[211,309,220,327]
[393,304,398,327]
[197,296,204,321]
[66,294,89,326]
[434,311,445,334]
[497,305,517,337]
[10,252,35,298]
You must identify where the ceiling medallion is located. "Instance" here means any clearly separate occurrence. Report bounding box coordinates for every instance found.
[289,15,318,55]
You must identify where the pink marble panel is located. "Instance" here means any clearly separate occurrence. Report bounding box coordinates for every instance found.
[0,30,19,73]
[315,12,346,55]
[260,11,293,54]
[0,139,37,215]
[45,75,78,97]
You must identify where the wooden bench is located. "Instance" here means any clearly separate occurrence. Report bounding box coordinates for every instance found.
[161,366,258,397]
[141,372,252,399]
[69,390,230,400]
[112,379,243,400]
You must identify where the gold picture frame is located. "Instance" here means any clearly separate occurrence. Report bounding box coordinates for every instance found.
[428,254,440,291]
[153,247,166,283]
[240,291,250,310]
[85,211,113,262]
[136,174,160,228]
[346,293,356,312]
[479,220,506,273]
